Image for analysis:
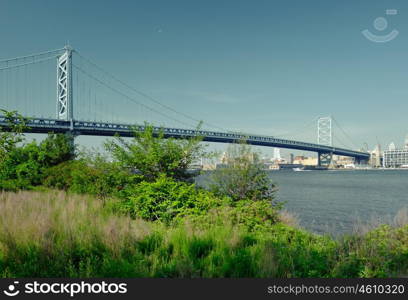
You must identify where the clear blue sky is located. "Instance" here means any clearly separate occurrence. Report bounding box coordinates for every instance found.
[1,0,407,154]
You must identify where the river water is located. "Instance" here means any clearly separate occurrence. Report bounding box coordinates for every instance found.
[269,169,408,235]
[198,170,408,235]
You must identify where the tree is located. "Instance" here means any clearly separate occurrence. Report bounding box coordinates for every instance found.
[0,109,77,190]
[105,123,207,182]
[38,133,75,166]
[207,142,278,204]
[0,109,28,162]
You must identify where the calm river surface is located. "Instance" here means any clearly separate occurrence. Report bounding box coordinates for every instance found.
[199,170,408,235]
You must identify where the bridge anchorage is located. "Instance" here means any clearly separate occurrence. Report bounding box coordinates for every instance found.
[0,46,370,165]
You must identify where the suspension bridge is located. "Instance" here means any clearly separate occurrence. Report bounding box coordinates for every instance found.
[0,46,369,166]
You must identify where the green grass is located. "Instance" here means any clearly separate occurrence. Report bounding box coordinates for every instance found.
[0,191,407,278]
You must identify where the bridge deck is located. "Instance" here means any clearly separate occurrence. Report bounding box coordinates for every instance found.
[0,116,369,159]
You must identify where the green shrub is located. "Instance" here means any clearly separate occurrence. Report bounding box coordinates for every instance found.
[187,200,281,232]
[333,225,408,277]
[44,160,85,190]
[0,127,75,191]
[44,157,140,199]
[116,175,223,224]
[206,143,278,203]
[105,123,207,182]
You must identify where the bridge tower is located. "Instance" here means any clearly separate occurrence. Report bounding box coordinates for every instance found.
[317,116,332,146]
[56,46,76,153]
[317,116,333,167]
[56,45,73,123]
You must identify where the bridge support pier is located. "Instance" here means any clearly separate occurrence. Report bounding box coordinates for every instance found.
[318,152,333,167]
[65,130,78,157]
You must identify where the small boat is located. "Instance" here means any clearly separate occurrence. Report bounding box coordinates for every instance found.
[293,166,328,171]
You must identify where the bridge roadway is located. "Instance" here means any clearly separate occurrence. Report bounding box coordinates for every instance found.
[0,116,370,161]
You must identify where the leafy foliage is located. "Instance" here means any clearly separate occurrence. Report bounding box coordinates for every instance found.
[44,155,140,199]
[0,109,28,159]
[207,143,278,203]
[38,133,75,166]
[190,200,282,232]
[333,225,408,277]
[105,123,206,182]
[115,175,223,224]
[0,110,76,191]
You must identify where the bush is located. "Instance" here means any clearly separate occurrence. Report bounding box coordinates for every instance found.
[44,160,85,190]
[206,143,278,203]
[0,128,75,191]
[115,175,223,224]
[0,109,27,159]
[44,158,139,199]
[333,225,408,277]
[105,123,206,182]
[187,200,281,232]
[115,175,281,231]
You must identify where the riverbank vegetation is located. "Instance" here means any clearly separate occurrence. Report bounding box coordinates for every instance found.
[0,110,407,277]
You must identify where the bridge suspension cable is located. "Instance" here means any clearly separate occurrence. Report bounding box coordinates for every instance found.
[270,116,319,139]
[0,55,58,71]
[73,50,228,132]
[0,47,63,62]
[72,63,196,128]
[332,117,359,149]
[0,49,58,118]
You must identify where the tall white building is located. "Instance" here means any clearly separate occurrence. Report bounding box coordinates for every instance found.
[388,142,396,151]
[369,144,382,167]
[273,148,281,160]
[383,138,408,168]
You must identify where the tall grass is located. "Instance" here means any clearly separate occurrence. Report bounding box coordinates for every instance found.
[352,207,408,236]
[0,191,407,278]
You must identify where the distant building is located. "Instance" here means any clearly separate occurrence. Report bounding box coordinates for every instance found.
[273,148,281,160]
[388,142,396,151]
[369,144,382,167]
[334,155,355,168]
[293,156,318,166]
[383,141,408,168]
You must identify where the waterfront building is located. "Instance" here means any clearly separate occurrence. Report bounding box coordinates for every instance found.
[369,144,382,167]
[388,142,396,151]
[383,141,408,168]
[293,156,318,166]
[334,156,355,168]
[273,148,281,160]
